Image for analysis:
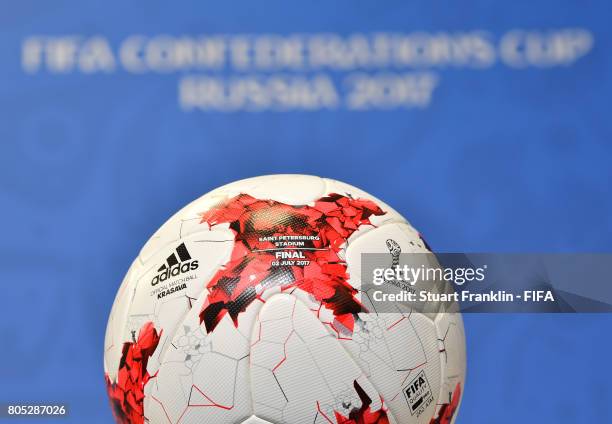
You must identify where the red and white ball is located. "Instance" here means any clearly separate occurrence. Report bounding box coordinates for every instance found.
[104,175,466,424]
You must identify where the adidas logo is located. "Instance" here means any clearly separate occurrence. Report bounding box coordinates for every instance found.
[151,243,199,286]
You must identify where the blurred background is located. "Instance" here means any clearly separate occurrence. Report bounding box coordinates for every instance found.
[1,1,611,422]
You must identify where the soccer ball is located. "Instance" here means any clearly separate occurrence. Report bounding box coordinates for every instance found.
[104,175,466,424]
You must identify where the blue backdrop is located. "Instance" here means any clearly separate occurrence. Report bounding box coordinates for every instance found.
[1,1,611,422]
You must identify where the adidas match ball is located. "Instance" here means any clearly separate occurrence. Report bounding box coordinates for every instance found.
[104,175,466,424]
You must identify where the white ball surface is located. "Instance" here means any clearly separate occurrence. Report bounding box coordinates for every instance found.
[104,175,466,424]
